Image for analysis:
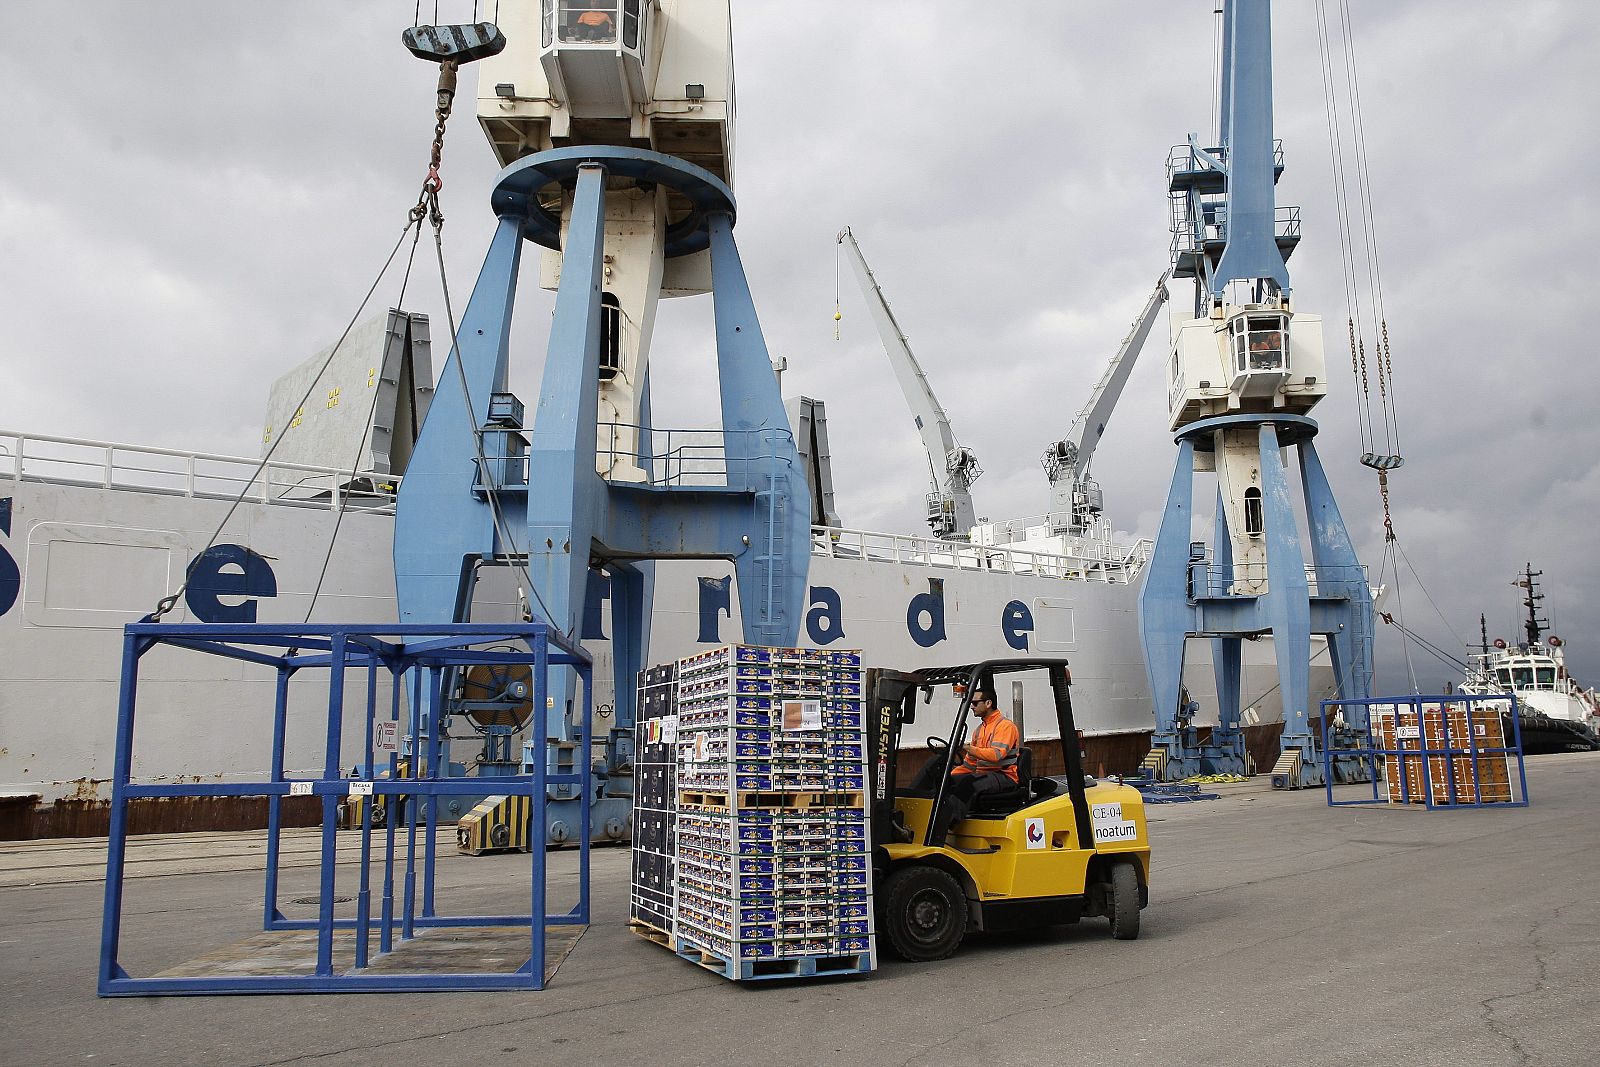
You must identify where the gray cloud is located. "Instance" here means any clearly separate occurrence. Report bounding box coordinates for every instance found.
[3,1,1597,693]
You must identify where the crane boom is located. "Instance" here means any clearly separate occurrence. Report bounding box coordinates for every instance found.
[1043,273,1169,533]
[838,227,979,539]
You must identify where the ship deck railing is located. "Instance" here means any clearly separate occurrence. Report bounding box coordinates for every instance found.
[813,526,1152,584]
[2,429,1151,583]
[0,430,399,514]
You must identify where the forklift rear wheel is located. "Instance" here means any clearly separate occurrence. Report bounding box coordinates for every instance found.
[1110,861,1140,940]
[882,865,968,962]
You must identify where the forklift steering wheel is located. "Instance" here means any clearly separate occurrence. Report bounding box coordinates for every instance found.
[926,736,948,752]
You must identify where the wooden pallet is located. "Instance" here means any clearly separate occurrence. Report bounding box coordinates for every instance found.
[671,935,872,982]
[628,918,672,949]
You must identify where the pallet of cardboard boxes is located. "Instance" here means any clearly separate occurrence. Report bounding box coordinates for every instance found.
[631,644,875,981]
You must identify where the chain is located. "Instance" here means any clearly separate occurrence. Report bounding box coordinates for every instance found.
[1379,317,1394,385]
[1373,334,1387,403]
[1347,316,1359,380]
[1378,469,1395,542]
[410,60,458,231]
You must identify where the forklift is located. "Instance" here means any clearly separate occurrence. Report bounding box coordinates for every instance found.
[867,659,1150,961]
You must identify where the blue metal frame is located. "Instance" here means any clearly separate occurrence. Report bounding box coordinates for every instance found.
[1320,695,1531,810]
[98,622,592,996]
[393,146,809,844]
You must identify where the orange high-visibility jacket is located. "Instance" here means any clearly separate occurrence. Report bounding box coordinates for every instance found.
[954,712,1020,782]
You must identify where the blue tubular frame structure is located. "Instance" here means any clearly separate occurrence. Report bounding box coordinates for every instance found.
[97,622,592,996]
[1320,695,1531,810]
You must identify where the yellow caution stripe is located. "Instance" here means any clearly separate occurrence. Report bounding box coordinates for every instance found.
[455,791,535,855]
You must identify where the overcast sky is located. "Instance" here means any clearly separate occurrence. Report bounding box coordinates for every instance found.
[4,2,1598,693]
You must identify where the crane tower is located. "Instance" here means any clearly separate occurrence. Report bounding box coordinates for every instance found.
[1137,0,1373,786]
[393,2,810,844]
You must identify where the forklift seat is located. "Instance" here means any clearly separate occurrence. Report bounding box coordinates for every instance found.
[968,746,1033,816]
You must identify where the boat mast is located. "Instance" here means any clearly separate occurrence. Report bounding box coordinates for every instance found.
[1519,564,1546,648]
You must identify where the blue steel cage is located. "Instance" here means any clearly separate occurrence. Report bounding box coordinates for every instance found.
[1320,694,1530,810]
[97,622,592,995]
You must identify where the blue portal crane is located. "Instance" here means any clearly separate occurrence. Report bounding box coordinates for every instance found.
[1138,0,1373,787]
[393,4,810,844]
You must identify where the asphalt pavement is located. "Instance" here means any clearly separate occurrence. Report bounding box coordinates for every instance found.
[3,753,1597,1067]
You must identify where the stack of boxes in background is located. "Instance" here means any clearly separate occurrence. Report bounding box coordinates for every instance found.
[630,662,678,935]
[1373,701,1514,804]
[635,643,875,981]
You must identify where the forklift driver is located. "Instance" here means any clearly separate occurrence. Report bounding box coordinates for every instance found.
[912,687,1021,846]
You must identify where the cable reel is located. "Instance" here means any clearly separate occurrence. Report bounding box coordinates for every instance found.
[454,655,537,733]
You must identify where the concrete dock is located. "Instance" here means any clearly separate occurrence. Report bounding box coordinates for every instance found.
[3,753,1597,1066]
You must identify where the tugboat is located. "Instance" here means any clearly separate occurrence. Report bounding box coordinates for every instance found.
[1458,565,1600,753]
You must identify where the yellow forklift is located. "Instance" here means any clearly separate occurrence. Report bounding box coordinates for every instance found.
[867,659,1150,961]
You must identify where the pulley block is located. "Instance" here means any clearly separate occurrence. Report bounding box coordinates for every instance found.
[402,22,507,64]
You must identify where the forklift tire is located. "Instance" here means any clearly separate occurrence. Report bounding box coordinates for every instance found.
[1110,862,1141,940]
[882,865,968,962]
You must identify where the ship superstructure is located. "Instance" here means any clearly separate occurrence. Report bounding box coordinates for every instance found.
[1458,567,1600,752]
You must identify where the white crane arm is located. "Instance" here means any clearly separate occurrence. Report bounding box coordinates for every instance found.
[1058,273,1170,485]
[838,228,978,536]
[838,229,961,472]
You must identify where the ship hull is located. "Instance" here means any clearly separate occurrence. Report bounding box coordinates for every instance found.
[0,467,1333,837]
[1505,713,1600,755]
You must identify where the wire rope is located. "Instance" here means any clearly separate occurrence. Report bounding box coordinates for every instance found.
[1337,0,1403,460]
[147,221,424,621]
[1394,540,1467,650]
[1313,0,1373,454]
[302,220,429,623]
[427,214,566,639]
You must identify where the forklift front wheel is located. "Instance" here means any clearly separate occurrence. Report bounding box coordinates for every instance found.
[882,865,968,962]
[1110,861,1141,940]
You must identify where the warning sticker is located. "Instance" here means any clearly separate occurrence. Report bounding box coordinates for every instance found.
[1024,817,1046,849]
[1091,801,1138,844]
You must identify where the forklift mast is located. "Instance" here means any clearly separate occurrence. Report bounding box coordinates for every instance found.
[864,668,921,848]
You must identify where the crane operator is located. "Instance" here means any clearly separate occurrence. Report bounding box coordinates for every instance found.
[912,686,1020,846]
